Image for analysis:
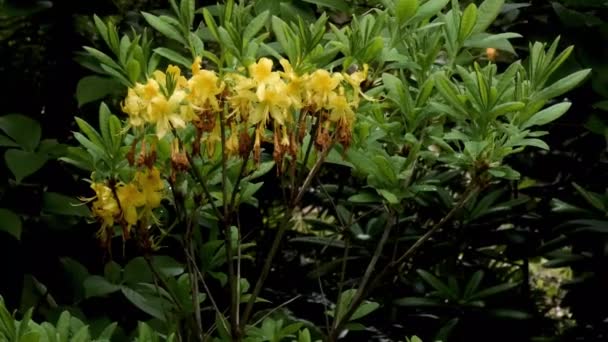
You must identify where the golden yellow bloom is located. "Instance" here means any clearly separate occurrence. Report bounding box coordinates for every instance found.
[189,57,223,112]
[249,57,279,85]
[280,59,306,109]
[147,89,187,138]
[116,182,145,229]
[343,64,369,106]
[226,73,257,121]
[306,69,343,109]
[251,81,292,126]
[226,122,240,156]
[122,82,156,127]
[89,183,120,231]
[153,65,188,91]
[134,167,165,209]
[327,91,355,125]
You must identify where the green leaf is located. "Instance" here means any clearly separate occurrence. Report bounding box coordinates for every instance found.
[104,261,122,284]
[533,69,591,102]
[302,0,350,12]
[151,255,185,277]
[71,326,90,342]
[394,297,443,306]
[123,257,154,285]
[97,322,117,340]
[396,0,419,25]
[409,0,450,24]
[142,12,186,45]
[244,11,269,44]
[84,276,121,298]
[522,102,571,129]
[573,183,606,212]
[488,308,531,320]
[0,114,41,151]
[5,150,48,183]
[202,8,220,42]
[351,301,380,321]
[121,286,170,321]
[75,76,120,108]
[417,269,458,300]
[459,4,477,42]
[74,117,104,149]
[348,192,382,203]
[93,15,109,46]
[153,48,192,68]
[463,270,484,299]
[0,134,18,148]
[42,192,90,217]
[472,0,504,34]
[378,189,400,204]
[469,282,519,300]
[0,208,21,240]
[126,59,141,83]
[83,47,122,71]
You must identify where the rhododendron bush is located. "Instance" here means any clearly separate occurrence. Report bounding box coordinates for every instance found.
[26,0,588,340]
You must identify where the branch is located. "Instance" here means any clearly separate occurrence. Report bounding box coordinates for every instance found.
[329,186,479,340]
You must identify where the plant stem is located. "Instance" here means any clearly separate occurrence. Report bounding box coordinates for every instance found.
[329,186,479,340]
[186,153,224,222]
[241,144,334,326]
[329,211,393,340]
[219,106,240,341]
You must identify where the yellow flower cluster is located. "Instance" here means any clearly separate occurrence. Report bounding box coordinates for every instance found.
[122,57,368,163]
[87,167,164,247]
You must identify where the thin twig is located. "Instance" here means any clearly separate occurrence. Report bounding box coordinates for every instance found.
[249,295,303,328]
[184,246,229,334]
[329,186,480,340]
[330,210,393,338]
[219,106,239,341]
[187,152,224,221]
[241,143,334,325]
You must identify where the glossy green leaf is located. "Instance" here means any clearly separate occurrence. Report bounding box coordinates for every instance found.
[417,269,458,300]
[84,276,121,298]
[522,102,571,129]
[302,0,349,12]
[459,4,477,42]
[5,150,48,183]
[153,48,192,68]
[75,76,121,108]
[0,208,21,240]
[0,114,41,151]
[142,12,186,45]
[472,0,504,34]
[396,0,419,25]
[533,69,591,102]
[410,0,450,24]
[42,192,90,217]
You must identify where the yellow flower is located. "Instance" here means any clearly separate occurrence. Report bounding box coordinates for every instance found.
[226,73,257,121]
[189,57,223,112]
[147,89,187,138]
[306,69,343,109]
[328,91,356,148]
[327,91,355,124]
[153,65,188,92]
[251,80,292,126]
[122,87,144,126]
[280,59,306,109]
[116,182,145,229]
[134,167,165,209]
[89,183,120,231]
[343,64,369,105]
[249,57,279,85]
